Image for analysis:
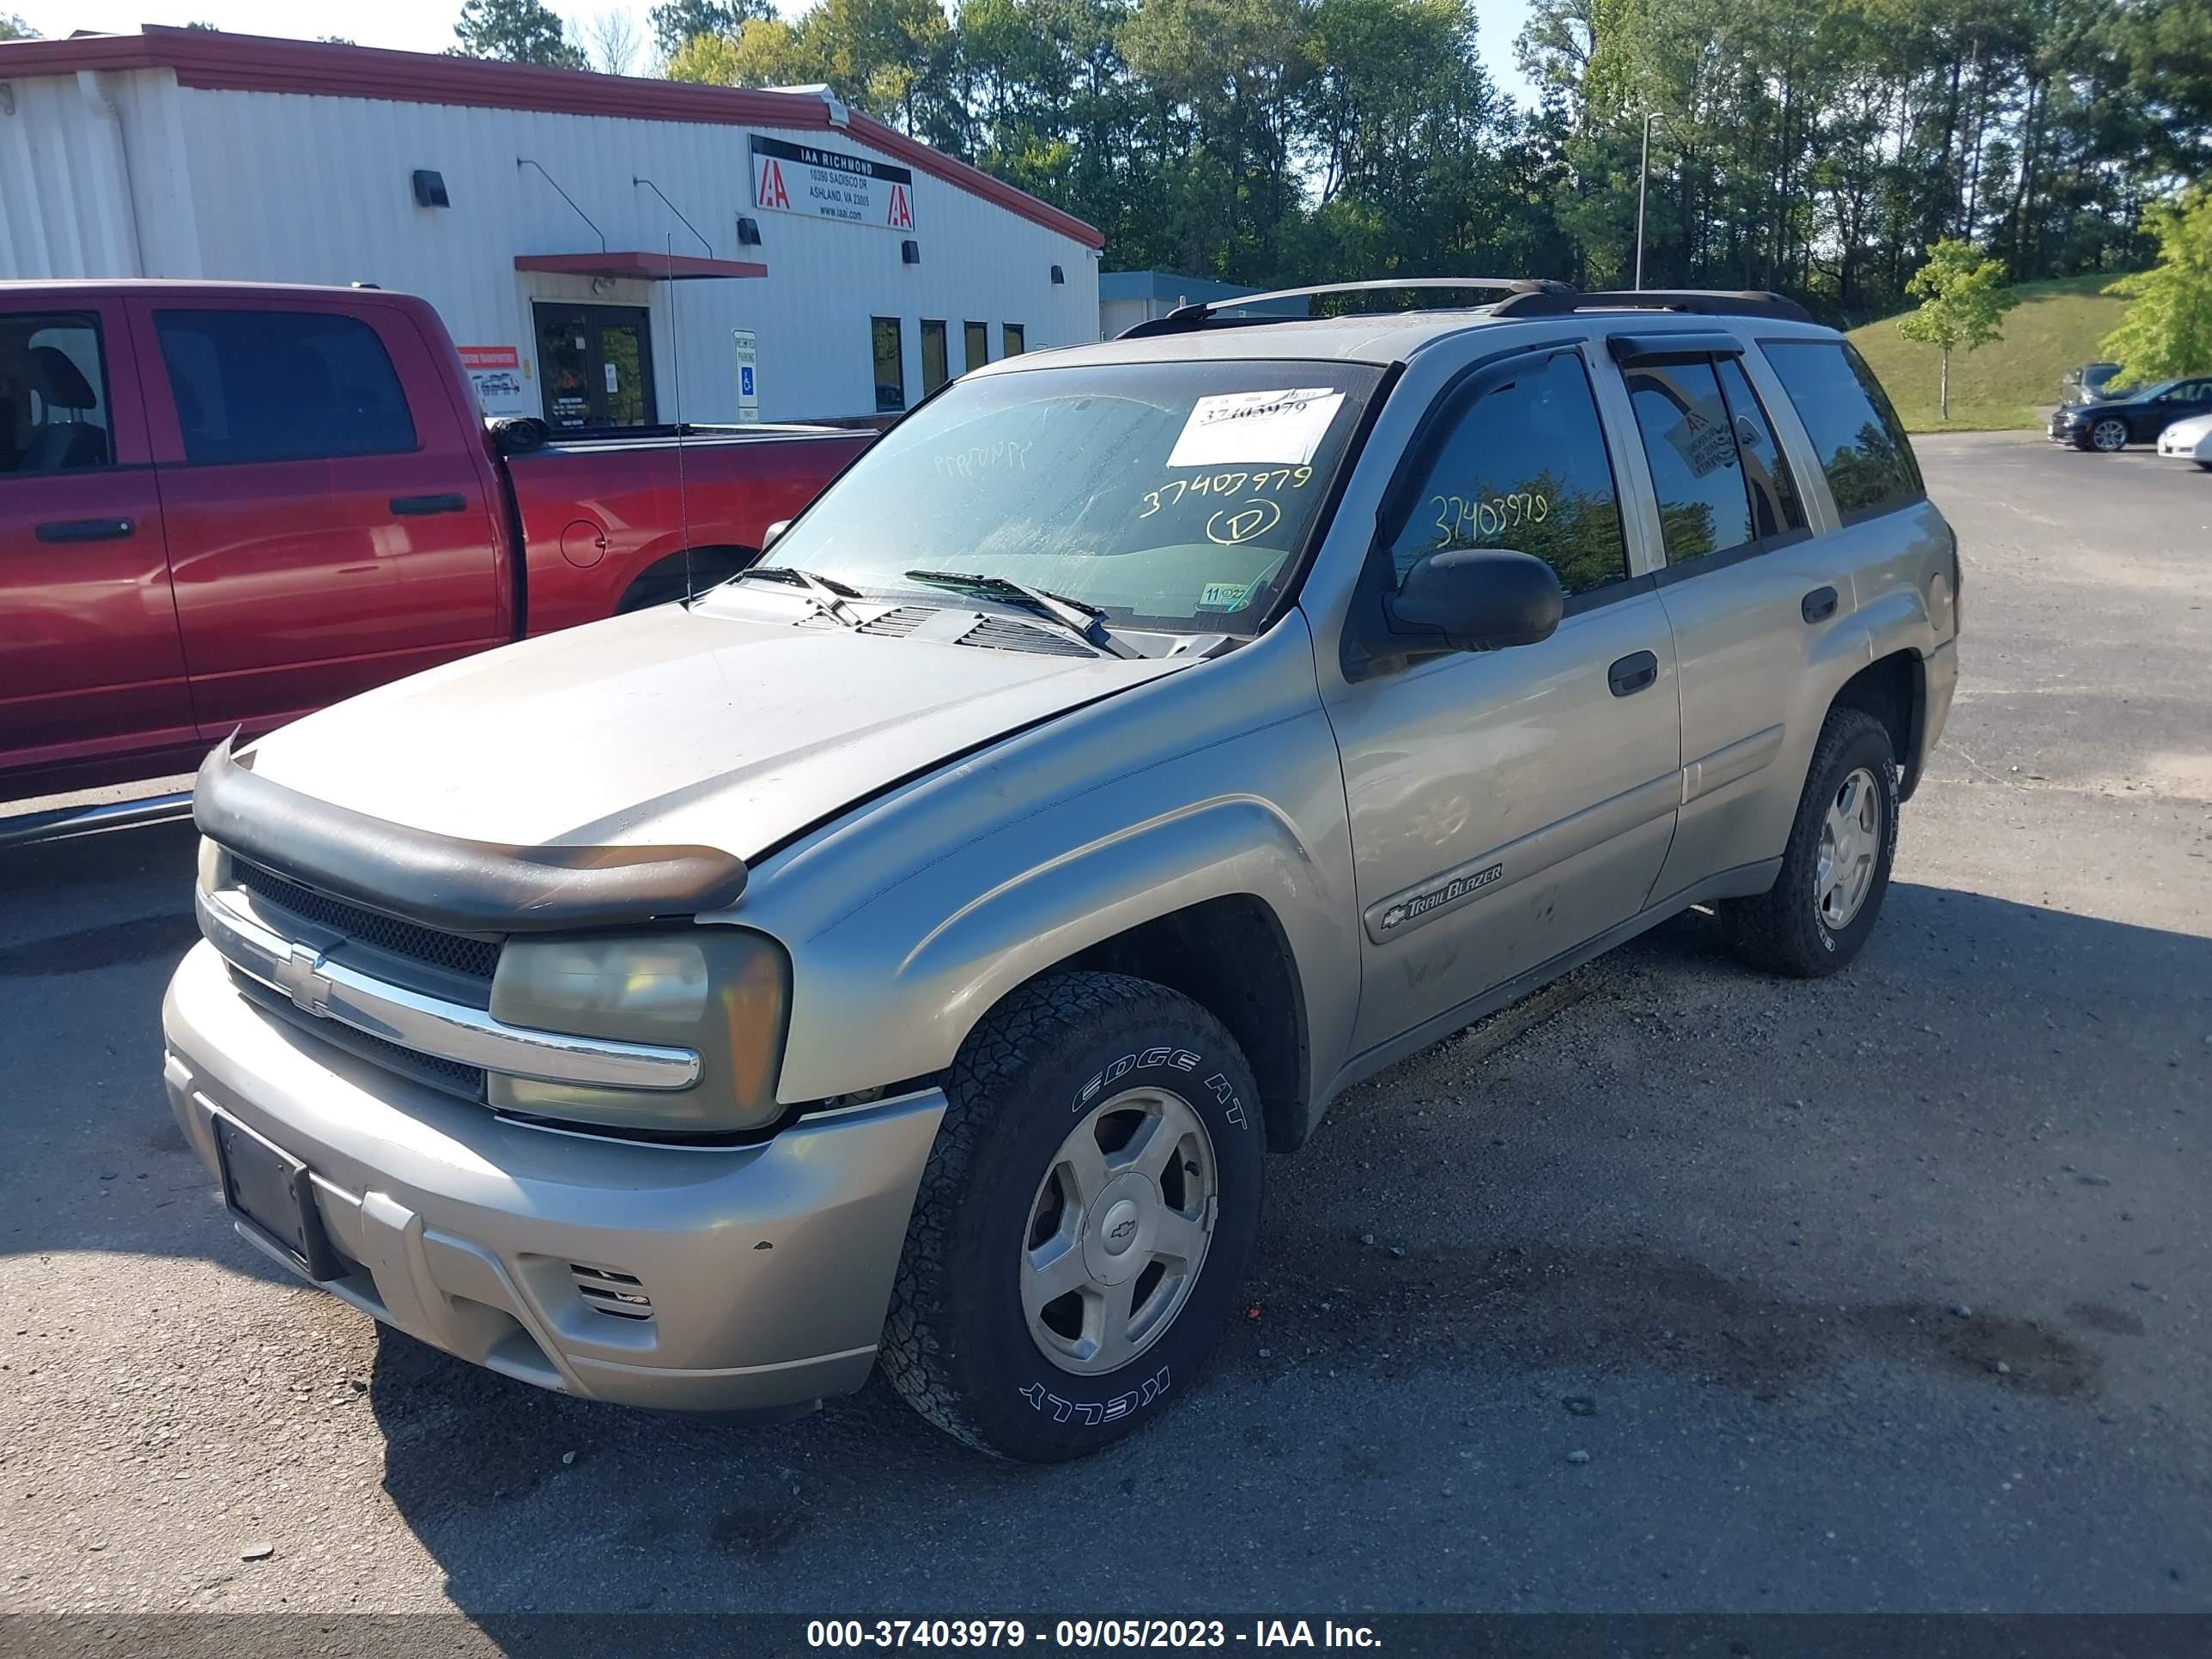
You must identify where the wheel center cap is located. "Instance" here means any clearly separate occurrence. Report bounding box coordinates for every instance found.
[1100,1199,1140,1255]
[1081,1172,1156,1286]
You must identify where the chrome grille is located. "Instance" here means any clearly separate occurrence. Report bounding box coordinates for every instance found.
[235,861,501,982]
[230,971,489,1103]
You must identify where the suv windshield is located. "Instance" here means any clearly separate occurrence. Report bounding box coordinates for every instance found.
[753,359,1383,632]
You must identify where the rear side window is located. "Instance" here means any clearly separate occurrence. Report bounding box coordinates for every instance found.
[156,309,416,466]
[1624,359,1753,563]
[1387,349,1629,599]
[0,312,112,476]
[1760,340,1922,525]
[1716,357,1807,541]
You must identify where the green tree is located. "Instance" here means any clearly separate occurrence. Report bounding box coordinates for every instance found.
[0,12,39,39]
[648,0,775,62]
[666,17,830,85]
[1896,238,2016,420]
[452,0,588,68]
[2101,186,2212,384]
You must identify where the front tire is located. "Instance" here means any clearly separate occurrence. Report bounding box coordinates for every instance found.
[880,972,1265,1461]
[1721,708,1900,978]
[2088,416,2130,453]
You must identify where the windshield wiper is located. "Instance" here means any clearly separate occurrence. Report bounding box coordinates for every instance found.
[735,563,864,628]
[903,569,1140,659]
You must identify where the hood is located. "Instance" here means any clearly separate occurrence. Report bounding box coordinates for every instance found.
[241,599,1196,860]
[2160,411,2212,441]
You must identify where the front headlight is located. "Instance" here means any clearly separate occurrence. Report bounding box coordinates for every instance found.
[487,928,790,1134]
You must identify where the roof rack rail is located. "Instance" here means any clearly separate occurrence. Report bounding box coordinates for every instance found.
[1116,276,1577,338]
[1487,287,1814,324]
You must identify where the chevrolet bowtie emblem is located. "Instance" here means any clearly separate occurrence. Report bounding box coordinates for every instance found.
[275,941,333,1018]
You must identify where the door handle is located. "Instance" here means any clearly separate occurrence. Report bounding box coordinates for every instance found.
[1802,586,1839,623]
[389,493,468,516]
[35,517,134,544]
[1607,650,1659,697]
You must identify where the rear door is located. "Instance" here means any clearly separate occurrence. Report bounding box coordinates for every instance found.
[1628,333,1927,899]
[131,295,507,738]
[0,297,188,791]
[1325,343,1682,1055]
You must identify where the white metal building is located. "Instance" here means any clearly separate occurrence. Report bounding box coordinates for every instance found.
[0,27,1103,425]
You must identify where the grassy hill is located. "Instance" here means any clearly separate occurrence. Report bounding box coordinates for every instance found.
[1846,272,2136,433]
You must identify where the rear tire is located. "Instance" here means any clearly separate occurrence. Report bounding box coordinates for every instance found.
[880,972,1265,1462]
[1721,709,1899,978]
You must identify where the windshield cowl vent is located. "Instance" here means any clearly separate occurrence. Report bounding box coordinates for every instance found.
[858,606,937,638]
[958,615,1099,659]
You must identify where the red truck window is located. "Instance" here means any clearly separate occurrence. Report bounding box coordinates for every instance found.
[155,309,416,466]
[0,313,112,475]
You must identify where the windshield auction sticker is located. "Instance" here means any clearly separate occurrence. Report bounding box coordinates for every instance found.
[1168,388,1345,468]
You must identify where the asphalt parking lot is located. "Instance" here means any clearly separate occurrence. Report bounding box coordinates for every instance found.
[2,430,2207,1619]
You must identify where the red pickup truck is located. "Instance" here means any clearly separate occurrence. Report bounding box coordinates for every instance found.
[1,280,871,802]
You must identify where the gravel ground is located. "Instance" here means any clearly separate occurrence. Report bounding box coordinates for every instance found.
[1,430,2206,1617]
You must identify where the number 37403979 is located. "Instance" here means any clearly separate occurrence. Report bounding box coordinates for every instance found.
[1430,489,1548,547]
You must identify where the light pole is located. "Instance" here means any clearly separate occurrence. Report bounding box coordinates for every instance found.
[1634,111,1656,290]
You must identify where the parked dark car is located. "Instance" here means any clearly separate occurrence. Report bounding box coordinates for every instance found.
[2047,377,2212,451]
[2057,362,2126,404]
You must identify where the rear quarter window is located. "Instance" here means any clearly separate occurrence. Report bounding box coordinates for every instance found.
[1759,339,1923,526]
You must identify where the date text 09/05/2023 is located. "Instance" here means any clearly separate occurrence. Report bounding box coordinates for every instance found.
[807,1620,1384,1649]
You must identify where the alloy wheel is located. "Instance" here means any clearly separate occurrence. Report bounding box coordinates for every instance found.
[1020,1087,1216,1375]
[1814,766,1882,931]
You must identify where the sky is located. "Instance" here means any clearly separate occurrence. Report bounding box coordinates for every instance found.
[14,0,1539,103]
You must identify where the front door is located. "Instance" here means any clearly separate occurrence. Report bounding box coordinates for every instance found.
[1325,345,1683,1055]
[534,303,656,429]
[0,297,189,793]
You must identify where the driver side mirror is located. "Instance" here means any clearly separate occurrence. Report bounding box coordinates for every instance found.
[1386,548,1565,653]
[761,519,792,554]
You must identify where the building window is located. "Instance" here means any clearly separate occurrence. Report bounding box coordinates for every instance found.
[921,319,949,396]
[963,320,988,373]
[155,309,415,465]
[0,312,112,475]
[872,317,905,413]
[1002,323,1026,356]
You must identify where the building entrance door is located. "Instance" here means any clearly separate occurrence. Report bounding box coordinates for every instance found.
[532,302,656,428]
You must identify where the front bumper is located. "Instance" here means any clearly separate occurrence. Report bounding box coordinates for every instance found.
[162,940,944,1411]
[2157,433,2210,459]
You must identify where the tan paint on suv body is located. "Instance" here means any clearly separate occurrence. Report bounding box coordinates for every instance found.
[162,301,1960,1413]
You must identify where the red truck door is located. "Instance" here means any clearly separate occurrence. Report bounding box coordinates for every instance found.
[0,296,191,792]
[129,295,509,738]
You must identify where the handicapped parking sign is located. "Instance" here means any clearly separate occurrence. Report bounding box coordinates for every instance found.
[732,329,760,423]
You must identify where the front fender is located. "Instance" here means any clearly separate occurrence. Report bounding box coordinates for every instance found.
[901,793,1319,1055]
[747,626,1358,1111]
